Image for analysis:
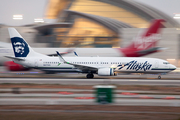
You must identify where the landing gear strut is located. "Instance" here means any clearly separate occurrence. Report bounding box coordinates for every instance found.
[86,73,94,78]
[158,75,161,79]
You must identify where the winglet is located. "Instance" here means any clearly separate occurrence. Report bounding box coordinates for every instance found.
[74,51,78,57]
[56,51,68,63]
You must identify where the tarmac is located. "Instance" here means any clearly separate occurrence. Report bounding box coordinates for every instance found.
[1,78,180,86]
[1,98,180,106]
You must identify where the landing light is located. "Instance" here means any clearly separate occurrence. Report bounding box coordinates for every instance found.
[34,18,44,23]
[13,14,23,20]
[173,13,180,19]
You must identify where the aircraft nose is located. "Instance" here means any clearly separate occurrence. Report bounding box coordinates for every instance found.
[170,64,176,70]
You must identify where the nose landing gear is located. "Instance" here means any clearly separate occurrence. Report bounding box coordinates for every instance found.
[158,75,161,79]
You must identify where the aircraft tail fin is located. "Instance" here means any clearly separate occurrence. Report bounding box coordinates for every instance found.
[8,28,44,57]
[128,19,165,50]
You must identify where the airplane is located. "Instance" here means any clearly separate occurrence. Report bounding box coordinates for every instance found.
[6,28,176,79]
[2,19,164,71]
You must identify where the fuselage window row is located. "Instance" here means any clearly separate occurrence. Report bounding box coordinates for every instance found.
[43,61,124,65]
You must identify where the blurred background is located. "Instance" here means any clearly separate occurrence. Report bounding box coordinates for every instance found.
[0,0,180,66]
[1,1,180,120]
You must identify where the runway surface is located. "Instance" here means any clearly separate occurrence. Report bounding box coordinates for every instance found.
[0,88,161,93]
[1,78,180,86]
[1,93,180,99]
[1,109,180,114]
[1,98,180,106]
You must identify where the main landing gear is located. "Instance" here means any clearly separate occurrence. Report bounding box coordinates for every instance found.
[86,73,94,78]
[158,75,161,79]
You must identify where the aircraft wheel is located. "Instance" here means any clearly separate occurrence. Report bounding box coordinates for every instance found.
[45,71,55,74]
[158,75,161,79]
[86,74,90,78]
[86,74,94,78]
[91,74,94,78]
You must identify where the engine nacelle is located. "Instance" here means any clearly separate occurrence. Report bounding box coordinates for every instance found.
[98,68,114,76]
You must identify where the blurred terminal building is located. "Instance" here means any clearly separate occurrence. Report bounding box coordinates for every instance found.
[0,0,180,66]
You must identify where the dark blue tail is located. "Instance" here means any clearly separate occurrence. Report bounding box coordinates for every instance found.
[8,28,32,57]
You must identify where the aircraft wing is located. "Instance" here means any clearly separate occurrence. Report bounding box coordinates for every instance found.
[0,42,12,48]
[47,52,69,56]
[136,47,166,55]
[70,64,98,71]
[56,51,98,72]
[4,56,25,61]
[47,49,74,56]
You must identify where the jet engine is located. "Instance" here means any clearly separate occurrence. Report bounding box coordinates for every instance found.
[98,68,115,76]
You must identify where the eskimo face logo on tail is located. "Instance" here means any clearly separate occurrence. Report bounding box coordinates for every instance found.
[14,42,25,54]
[117,60,152,71]
[11,37,29,57]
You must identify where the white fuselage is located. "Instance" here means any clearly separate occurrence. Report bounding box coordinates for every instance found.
[14,56,176,74]
[0,48,121,65]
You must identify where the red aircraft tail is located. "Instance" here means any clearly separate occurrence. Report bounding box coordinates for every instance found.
[119,19,165,57]
[128,19,165,50]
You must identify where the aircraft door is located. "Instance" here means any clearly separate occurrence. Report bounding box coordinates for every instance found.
[97,57,100,67]
[34,59,38,67]
[155,60,159,68]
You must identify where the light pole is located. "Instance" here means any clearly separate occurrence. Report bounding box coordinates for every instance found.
[34,18,44,23]
[13,14,23,26]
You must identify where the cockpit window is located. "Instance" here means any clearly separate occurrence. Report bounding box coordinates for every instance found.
[163,62,170,64]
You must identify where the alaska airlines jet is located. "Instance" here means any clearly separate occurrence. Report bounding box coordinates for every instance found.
[2,19,165,71]
[6,28,176,79]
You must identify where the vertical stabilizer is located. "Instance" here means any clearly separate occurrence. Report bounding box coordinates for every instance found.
[128,19,165,50]
[8,28,43,57]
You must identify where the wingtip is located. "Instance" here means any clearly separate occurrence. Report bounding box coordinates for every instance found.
[56,51,60,56]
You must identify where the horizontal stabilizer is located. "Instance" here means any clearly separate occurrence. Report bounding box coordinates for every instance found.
[4,56,25,61]
[137,47,165,55]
